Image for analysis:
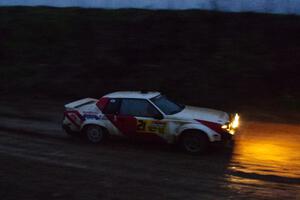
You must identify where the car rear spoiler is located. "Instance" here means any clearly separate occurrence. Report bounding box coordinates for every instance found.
[64,98,98,110]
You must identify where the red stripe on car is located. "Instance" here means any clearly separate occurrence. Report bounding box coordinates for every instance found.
[64,110,84,128]
[96,97,109,111]
[106,115,137,136]
[196,119,223,134]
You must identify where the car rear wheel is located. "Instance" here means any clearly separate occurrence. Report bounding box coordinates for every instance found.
[180,131,209,154]
[84,125,106,144]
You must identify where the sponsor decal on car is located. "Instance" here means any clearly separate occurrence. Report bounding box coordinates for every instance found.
[137,120,166,135]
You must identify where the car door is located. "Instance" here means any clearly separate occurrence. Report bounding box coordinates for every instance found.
[115,98,168,142]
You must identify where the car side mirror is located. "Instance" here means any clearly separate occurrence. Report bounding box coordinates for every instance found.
[153,113,164,120]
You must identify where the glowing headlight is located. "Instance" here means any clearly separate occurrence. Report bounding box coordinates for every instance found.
[222,124,228,129]
[231,113,240,129]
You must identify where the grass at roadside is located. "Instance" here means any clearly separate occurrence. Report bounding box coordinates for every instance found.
[0,7,299,115]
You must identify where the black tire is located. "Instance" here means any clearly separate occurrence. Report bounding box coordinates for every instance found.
[179,131,209,154]
[83,125,107,144]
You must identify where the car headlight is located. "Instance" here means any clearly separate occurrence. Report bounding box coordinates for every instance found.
[221,113,240,135]
[222,124,228,129]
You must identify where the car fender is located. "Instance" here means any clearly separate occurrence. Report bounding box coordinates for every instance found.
[177,123,220,142]
[81,119,107,132]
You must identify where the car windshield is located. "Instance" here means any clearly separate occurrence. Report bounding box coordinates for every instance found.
[150,95,185,115]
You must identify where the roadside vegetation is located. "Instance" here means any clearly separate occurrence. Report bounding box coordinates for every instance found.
[0,7,299,116]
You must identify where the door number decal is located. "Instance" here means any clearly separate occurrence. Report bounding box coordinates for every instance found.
[137,120,166,134]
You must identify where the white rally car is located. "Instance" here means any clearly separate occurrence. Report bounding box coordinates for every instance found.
[63,91,239,154]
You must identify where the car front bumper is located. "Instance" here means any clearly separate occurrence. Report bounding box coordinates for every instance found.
[213,130,235,148]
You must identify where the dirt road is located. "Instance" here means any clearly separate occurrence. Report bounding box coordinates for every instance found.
[0,101,299,200]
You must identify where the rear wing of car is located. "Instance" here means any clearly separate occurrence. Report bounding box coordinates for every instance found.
[64,98,98,110]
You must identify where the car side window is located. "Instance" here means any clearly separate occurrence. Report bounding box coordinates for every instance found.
[119,99,160,118]
[103,98,121,114]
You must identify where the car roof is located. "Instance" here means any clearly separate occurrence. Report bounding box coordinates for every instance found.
[104,91,161,99]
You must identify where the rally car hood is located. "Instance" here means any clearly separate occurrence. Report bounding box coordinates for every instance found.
[171,106,229,124]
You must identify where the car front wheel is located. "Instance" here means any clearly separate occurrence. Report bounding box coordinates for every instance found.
[180,131,209,154]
